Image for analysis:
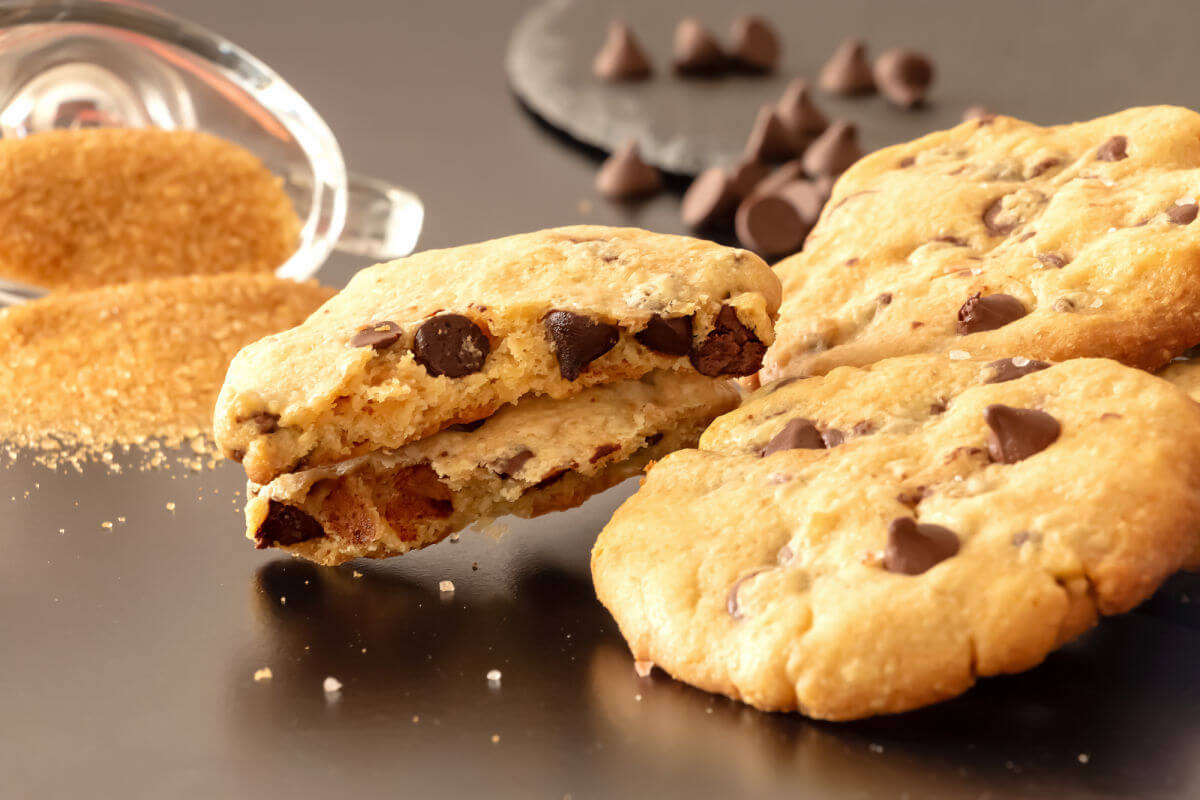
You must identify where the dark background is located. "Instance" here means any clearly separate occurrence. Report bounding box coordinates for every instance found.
[4,1,1200,798]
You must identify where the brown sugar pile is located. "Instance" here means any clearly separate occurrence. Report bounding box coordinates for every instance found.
[0,128,301,290]
[0,273,333,470]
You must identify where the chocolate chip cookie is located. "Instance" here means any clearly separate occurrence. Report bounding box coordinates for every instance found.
[215,226,779,484]
[246,370,738,565]
[762,106,1200,382]
[592,354,1200,720]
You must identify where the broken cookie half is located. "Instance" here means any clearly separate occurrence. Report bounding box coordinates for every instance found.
[245,370,738,565]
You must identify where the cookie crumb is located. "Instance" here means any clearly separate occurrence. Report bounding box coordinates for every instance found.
[253,667,273,682]
[323,676,342,694]
[1078,753,1090,764]
[948,349,970,360]
[100,521,113,530]
[352,570,363,578]
[439,579,455,593]
[633,659,654,678]
[279,596,287,605]
[165,502,176,512]
[412,715,420,723]
[486,669,502,684]
[491,734,501,744]
[868,743,884,754]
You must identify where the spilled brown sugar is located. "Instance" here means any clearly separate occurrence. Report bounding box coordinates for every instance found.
[0,128,301,290]
[0,273,334,470]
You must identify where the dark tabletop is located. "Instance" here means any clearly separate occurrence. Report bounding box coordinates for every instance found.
[5,1,1200,798]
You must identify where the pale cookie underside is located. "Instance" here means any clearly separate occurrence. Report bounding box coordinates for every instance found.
[763,106,1200,382]
[593,356,1200,720]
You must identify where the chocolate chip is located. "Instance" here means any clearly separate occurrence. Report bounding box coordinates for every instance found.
[775,78,827,150]
[590,443,621,463]
[761,418,824,455]
[412,314,490,378]
[533,468,570,489]
[494,448,533,479]
[689,305,766,376]
[448,418,487,433]
[246,411,279,434]
[682,168,739,229]
[256,501,324,548]
[877,292,893,306]
[802,120,863,178]
[545,310,620,380]
[982,197,1019,236]
[957,293,1027,334]
[735,192,808,257]
[744,105,795,163]
[963,105,994,123]
[1096,135,1128,162]
[596,140,661,200]
[896,487,926,508]
[873,48,935,108]
[644,432,665,447]
[984,405,1061,464]
[884,517,960,575]
[673,18,726,77]
[776,179,828,224]
[593,20,652,81]
[821,428,845,448]
[985,357,1050,385]
[730,160,770,198]
[1169,203,1199,225]
[729,15,779,73]
[726,568,770,619]
[1037,252,1068,269]
[1029,157,1062,178]
[852,420,875,435]
[929,398,948,414]
[818,38,875,95]
[635,314,693,356]
[350,320,402,349]
[934,235,969,247]
[748,159,806,200]
[1052,297,1076,312]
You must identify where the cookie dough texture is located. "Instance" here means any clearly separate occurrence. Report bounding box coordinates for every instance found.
[216,226,779,484]
[762,106,1200,382]
[0,129,300,290]
[247,370,738,565]
[592,355,1200,720]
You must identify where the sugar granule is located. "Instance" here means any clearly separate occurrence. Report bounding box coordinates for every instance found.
[323,676,342,693]
[0,274,333,470]
[486,669,502,684]
[439,580,455,593]
[633,659,654,678]
[253,667,273,682]
[0,128,300,290]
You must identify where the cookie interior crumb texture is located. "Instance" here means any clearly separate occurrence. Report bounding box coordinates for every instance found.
[0,274,334,470]
[0,128,301,290]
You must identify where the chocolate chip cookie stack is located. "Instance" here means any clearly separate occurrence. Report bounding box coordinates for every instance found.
[591,106,1200,720]
[214,226,779,565]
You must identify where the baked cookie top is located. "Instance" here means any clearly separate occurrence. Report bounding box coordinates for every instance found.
[215,225,779,484]
[592,355,1200,720]
[762,106,1200,382]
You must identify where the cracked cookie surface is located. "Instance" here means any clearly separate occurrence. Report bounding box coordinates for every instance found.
[215,225,778,484]
[762,106,1200,382]
[592,355,1200,719]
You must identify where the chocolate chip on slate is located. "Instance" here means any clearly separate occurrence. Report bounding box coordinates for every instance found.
[744,105,795,163]
[593,20,652,81]
[350,320,402,349]
[761,417,825,455]
[256,500,324,548]
[1096,135,1128,162]
[673,18,726,77]
[735,192,808,257]
[635,314,693,356]
[730,160,770,198]
[985,357,1051,384]
[248,411,279,434]
[729,15,779,74]
[750,159,806,200]
[1037,252,1068,269]
[690,305,766,376]
[802,120,863,177]
[1169,203,1199,225]
[682,168,739,229]
[873,48,935,108]
[884,517,960,575]
[776,179,828,224]
[596,140,662,200]
[821,428,845,448]
[413,314,490,378]
[545,310,620,380]
[818,38,875,95]
[494,448,534,479]
[776,79,828,149]
[984,405,1061,464]
[957,293,1027,334]
[963,105,994,123]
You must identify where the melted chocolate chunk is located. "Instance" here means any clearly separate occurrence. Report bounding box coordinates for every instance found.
[644,432,665,447]
[689,305,766,376]
[494,449,534,479]
[413,314,490,378]
[545,311,620,380]
[726,567,770,619]
[877,292,893,305]
[635,315,693,356]
[982,197,1019,236]
[986,357,1050,384]
[447,418,488,433]
[1029,157,1062,178]
[248,411,279,434]
[957,292,1027,334]
[852,420,875,435]
[896,487,926,508]
[590,443,621,463]
[761,418,824,455]
[984,405,1061,464]
[821,428,845,448]
[1169,203,1199,225]
[1096,135,1128,162]
[884,517,960,575]
[350,320,402,349]
[256,501,324,548]
[1037,252,1068,269]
